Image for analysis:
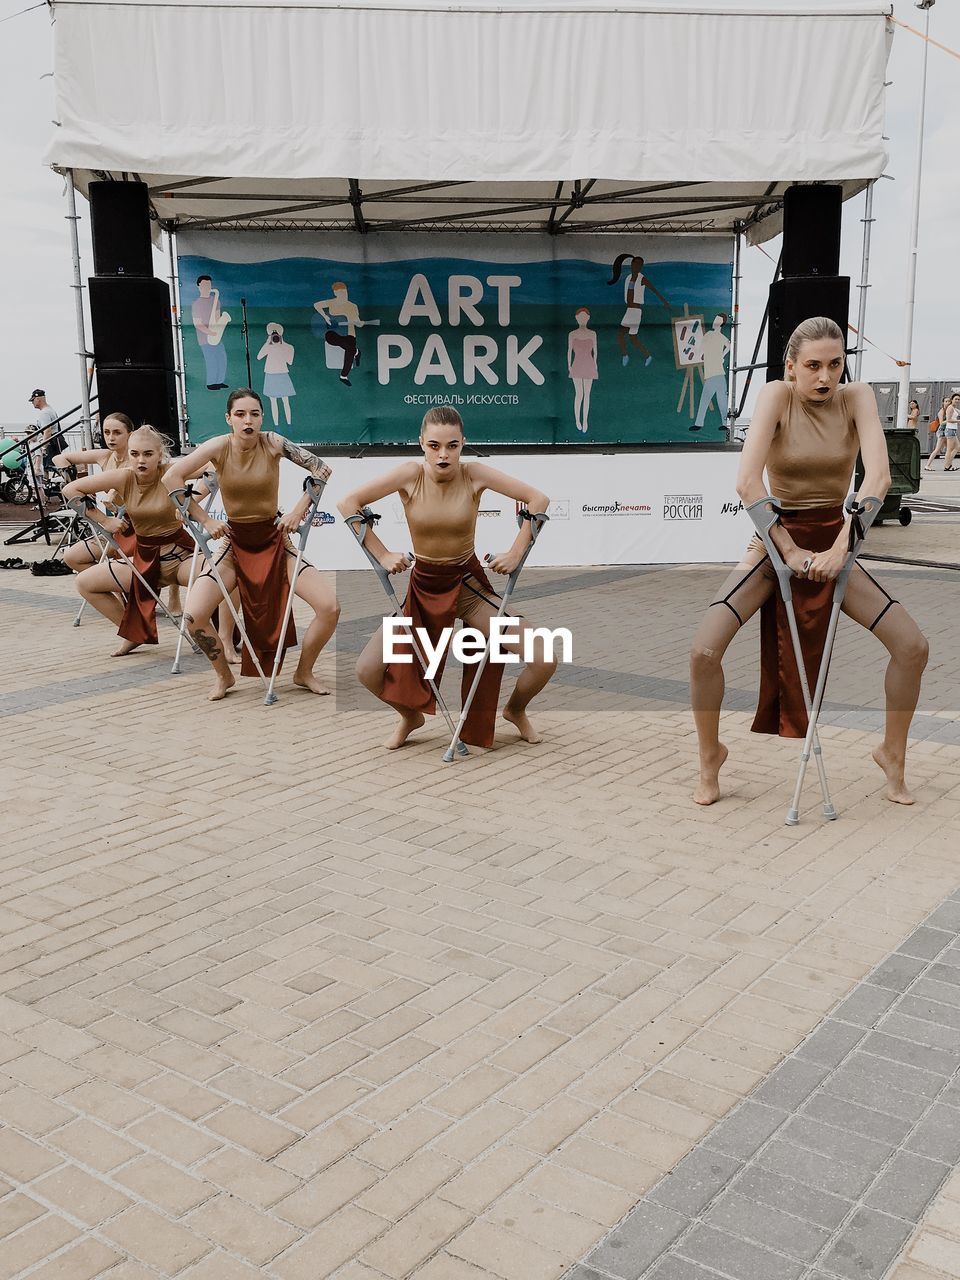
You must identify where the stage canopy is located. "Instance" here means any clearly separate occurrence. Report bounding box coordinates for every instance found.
[46,0,892,241]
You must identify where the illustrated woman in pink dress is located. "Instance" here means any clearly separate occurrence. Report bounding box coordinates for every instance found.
[567,307,598,433]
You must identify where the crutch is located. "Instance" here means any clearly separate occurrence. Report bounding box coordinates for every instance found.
[168,484,271,690]
[72,518,112,627]
[344,506,468,756]
[263,475,328,706]
[747,493,882,825]
[441,508,549,763]
[69,460,125,626]
[785,493,883,825]
[171,474,220,674]
[66,498,201,652]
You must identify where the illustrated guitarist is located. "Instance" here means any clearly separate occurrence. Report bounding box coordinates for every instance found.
[192,275,230,390]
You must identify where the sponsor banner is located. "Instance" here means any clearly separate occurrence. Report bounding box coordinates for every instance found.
[178,231,732,447]
[277,451,753,568]
[663,493,703,520]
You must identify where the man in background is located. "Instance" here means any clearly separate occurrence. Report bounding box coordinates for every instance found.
[28,388,65,476]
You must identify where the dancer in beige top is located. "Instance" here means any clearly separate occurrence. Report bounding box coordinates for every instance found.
[163,388,337,701]
[338,406,557,750]
[689,317,928,808]
[55,412,138,570]
[62,427,201,655]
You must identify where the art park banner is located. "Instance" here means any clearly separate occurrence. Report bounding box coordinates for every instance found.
[177,233,733,447]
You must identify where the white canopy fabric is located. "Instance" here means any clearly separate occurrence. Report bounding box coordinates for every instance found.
[47,0,892,240]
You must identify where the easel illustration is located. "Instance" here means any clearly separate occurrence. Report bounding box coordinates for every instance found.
[674,303,705,419]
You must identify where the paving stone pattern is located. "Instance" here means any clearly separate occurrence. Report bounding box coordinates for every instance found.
[0,538,958,1280]
[567,895,960,1280]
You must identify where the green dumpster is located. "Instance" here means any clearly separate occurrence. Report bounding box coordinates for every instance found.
[855,430,921,527]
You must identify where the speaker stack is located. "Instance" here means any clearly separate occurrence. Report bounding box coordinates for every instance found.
[88,181,178,443]
[766,185,850,382]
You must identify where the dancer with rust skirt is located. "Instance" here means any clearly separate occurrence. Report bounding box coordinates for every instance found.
[62,426,199,655]
[689,317,928,807]
[56,412,139,569]
[338,405,557,750]
[163,388,337,701]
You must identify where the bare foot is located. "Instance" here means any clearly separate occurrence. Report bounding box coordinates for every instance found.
[385,710,425,749]
[224,649,241,666]
[694,743,729,805]
[872,745,915,805]
[293,672,331,696]
[167,589,182,614]
[111,639,141,657]
[209,671,237,702]
[503,704,542,743]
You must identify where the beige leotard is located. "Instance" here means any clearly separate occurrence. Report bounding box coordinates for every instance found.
[212,432,282,523]
[105,450,132,472]
[111,468,181,538]
[402,463,480,564]
[103,450,133,511]
[766,383,859,509]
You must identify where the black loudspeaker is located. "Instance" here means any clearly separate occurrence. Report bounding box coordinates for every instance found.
[89,181,153,277]
[96,367,178,438]
[89,277,175,371]
[782,185,842,278]
[766,276,850,382]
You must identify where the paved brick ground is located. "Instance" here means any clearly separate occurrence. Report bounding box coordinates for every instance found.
[0,476,958,1280]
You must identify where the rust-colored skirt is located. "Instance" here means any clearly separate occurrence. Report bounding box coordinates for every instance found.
[115,526,137,559]
[228,520,296,678]
[380,554,505,749]
[118,528,192,645]
[752,504,844,738]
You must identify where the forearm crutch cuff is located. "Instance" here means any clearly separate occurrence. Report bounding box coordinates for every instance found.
[843,494,883,552]
[516,508,550,540]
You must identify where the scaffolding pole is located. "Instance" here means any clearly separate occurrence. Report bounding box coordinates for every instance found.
[727,226,742,435]
[897,1,934,427]
[853,180,875,382]
[66,170,94,449]
[166,228,189,450]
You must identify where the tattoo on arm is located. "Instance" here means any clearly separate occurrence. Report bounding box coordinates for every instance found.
[280,437,327,479]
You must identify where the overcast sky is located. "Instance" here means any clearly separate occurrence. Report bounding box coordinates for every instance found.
[1,1,957,428]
